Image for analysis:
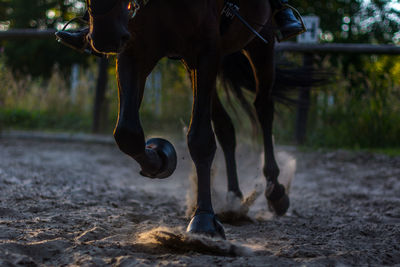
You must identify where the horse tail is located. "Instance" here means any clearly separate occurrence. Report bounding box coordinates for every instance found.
[218,52,258,128]
[218,51,327,128]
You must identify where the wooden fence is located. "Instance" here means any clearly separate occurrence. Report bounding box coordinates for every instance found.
[1,29,400,140]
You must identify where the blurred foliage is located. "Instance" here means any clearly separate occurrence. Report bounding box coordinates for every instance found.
[307,54,400,148]
[0,0,90,77]
[293,0,400,44]
[0,56,94,131]
[272,53,400,149]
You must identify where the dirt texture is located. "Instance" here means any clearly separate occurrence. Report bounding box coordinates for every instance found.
[0,136,399,266]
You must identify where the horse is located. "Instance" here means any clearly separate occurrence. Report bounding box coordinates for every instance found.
[85,0,294,239]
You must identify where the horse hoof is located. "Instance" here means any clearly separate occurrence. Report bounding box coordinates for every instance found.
[187,213,226,239]
[267,193,290,216]
[143,138,177,179]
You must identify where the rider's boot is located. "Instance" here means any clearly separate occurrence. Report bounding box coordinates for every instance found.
[269,0,306,42]
[55,11,102,56]
[56,28,90,52]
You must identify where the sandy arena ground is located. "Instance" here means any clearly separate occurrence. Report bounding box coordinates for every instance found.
[0,135,399,266]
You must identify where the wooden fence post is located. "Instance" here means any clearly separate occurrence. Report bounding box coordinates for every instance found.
[295,53,313,144]
[92,57,109,133]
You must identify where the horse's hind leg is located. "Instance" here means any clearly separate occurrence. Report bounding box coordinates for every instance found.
[211,92,243,199]
[245,37,289,216]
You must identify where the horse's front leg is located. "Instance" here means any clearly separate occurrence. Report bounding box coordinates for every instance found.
[186,46,225,239]
[114,53,177,179]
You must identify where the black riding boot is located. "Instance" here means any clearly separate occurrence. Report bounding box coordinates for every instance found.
[269,0,306,42]
[55,11,102,56]
[56,27,89,51]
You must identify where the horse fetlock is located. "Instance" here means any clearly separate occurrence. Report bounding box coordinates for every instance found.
[114,126,145,156]
[187,213,226,239]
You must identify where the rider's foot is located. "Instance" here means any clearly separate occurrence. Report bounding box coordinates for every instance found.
[55,28,104,57]
[55,28,89,51]
[274,7,305,42]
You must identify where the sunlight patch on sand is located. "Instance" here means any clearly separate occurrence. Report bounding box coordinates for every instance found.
[136,227,254,256]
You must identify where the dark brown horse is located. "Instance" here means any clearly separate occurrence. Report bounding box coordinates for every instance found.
[85,0,290,238]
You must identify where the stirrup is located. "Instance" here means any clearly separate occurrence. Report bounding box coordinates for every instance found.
[274,4,307,42]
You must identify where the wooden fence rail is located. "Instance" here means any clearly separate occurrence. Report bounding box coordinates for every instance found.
[2,29,400,54]
[0,29,56,39]
[276,43,400,55]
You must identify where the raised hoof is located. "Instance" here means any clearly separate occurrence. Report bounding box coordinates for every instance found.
[140,138,177,179]
[267,193,290,216]
[187,213,226,239]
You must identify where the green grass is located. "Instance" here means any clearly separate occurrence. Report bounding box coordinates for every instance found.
[0,59,96,133]
[0,108,91,132]
[362,148,400,157]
